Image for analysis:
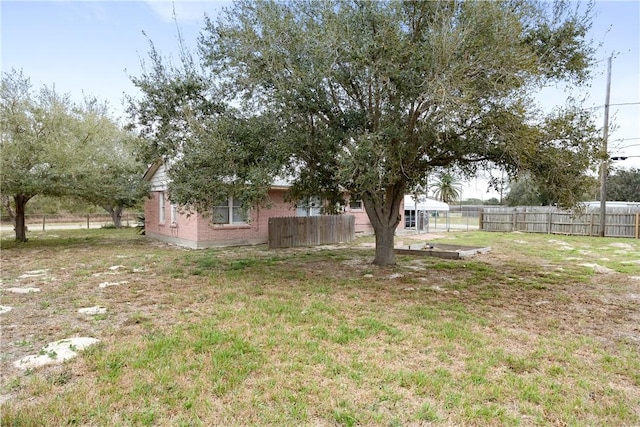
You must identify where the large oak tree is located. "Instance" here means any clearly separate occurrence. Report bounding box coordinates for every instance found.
[129,0,601,265]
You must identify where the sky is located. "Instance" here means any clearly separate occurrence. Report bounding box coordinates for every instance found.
[1,0,639,201]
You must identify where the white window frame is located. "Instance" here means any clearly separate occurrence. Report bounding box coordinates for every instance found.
[213,196,248,225]
[349,199,363,210]
[297,197,323,217]
[170,203,178,223]
[159,192,165,224]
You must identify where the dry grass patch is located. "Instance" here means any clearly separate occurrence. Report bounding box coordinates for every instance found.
[1,228,639,426]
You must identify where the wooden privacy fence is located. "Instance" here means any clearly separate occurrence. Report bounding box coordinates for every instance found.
[268,215,355,249]
[480,207,640,238]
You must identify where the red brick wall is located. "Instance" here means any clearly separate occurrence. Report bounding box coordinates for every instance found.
[145,189,390,248]
[196,189,296,246]
[145,192,199,241]
[344,206,373,234]
[145,189,298,248]
[144,192,162,235]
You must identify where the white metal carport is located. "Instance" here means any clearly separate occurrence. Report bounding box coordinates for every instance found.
[403,195,450,232]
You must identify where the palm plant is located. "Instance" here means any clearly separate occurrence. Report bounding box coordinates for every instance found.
[430,172,461,203]
[135,213,145,235]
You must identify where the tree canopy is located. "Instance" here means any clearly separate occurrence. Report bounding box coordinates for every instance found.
[129,0,601,265]
[1,69,148,240]
[73,120,149,227]
[504,174,546,206]
[607,168,640,202]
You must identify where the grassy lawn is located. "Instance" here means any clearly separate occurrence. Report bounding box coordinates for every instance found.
[1,228,639,426]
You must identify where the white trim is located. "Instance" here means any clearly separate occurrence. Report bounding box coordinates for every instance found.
[297,197,323,217]
[159,192,166,223]
[170,203,178,223]
[349,199,363,210]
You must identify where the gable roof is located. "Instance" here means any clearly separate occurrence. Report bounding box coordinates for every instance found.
[142,161,163,182]
[142,161,293,190]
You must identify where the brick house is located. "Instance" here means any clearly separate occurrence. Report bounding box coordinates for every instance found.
[142,162,374,248]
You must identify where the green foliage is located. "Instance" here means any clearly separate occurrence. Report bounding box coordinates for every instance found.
[135,213,146,235]
[607,167,640,202]
[127,37,285,212]
[461,198,484,205]
[129,0,600,264]
[521,109,601,207]
[1,69,148,239]
[73,127,149,226]
[430,172,461,203]
[506,168,599,206]
[1,195,104,220]
[166,113,287,211]
[505,173,545,206]
[1,70,81,199]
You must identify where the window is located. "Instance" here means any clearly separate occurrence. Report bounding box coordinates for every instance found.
[159,192,165,223]
[297,197,323,217]
[213,197,248,225]
[170,203,178,223]
[349,199,363,210]
[404,210,416,228]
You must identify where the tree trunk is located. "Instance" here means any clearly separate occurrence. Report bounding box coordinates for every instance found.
[1,195,16,222]
[373,223,398,266]
[14,194,31,242]
[363,182,406,266]
[105,205,124,228]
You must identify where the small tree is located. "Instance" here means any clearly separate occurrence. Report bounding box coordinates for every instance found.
[73,115,149,227]
[1,70,81,241]
[1,70,148,240]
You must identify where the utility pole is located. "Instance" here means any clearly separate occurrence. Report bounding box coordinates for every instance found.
[599,55,612,237]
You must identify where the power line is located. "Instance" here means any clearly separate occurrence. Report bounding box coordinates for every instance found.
[586,102,640,110]
[609,102,640,107]
[611,141,640,150]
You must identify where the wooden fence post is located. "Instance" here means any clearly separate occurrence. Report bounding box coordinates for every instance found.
[570,215,574,236]
[636,213,639,239]
[42,215,46,231]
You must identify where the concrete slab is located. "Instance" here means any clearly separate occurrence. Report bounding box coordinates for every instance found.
[395,243,490,259]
